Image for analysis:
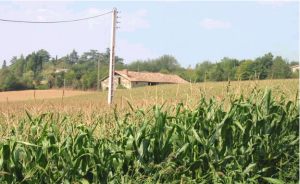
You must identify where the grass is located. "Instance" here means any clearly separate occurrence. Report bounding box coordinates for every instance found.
[0,79,299,183]
[0,79,298,117]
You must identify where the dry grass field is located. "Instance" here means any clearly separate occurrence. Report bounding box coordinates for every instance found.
[0,89,92,102]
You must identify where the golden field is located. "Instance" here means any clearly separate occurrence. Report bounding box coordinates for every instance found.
[0,79,298,119]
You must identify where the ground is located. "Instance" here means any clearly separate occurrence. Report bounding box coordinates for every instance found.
[0,89,91,102]
[0,79,298,116]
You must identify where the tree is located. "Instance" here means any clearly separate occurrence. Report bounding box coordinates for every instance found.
[176,68,198,82]
[68,49,79,64]
[127,55,181,73]
[0,70,24,91]
[54,72,64,88]
[10,56,26,78]
[156,55,181,72]
[254,53,273,79]
[36,49,50,63]
[235,60,254,80]
[195,61,213,82]
[289,61,299,66]
[80,50,100,64]
[42,68,55,88]
[219,57,239,80]
[82,71,97,89]
[208,63,224,81]
[2,60,7,69]
[65,70,76,86]
[22,71,35,89]
[270,56,291,79]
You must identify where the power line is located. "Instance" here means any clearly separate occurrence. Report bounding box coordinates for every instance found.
[0,11,113,24]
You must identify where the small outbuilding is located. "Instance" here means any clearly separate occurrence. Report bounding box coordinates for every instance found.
[100,69,188,90]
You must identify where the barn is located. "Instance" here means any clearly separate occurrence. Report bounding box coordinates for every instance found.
[100,69,188,90]
[290,65,299,73]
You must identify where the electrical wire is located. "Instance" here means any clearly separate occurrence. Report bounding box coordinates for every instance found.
[0,11,113,24]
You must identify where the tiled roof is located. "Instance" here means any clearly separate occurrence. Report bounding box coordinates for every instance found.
[290,65,299,68]
[115,70,188,84]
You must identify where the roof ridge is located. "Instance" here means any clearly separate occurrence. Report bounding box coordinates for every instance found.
[114,70,188,84]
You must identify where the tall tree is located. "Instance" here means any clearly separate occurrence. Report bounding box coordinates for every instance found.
[195,61,213,82]
[2,60,7,69]
[10,55,26,77]
[235,60,254,80]
[68,49,79,64]
[254,53,273,79]
[270,56,291,79]
[208,63,224,81]
[219,57,239,80]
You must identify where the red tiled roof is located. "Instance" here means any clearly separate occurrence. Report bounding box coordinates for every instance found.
[115,70,188,84]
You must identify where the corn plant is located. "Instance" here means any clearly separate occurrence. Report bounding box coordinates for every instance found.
[0,89,298,183]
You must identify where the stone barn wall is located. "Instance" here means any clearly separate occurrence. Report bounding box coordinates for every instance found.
[120,77,132,89]
[101,74,133,90]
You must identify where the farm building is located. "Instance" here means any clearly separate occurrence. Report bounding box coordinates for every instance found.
[100,69,188,90]
[290,65,299,73]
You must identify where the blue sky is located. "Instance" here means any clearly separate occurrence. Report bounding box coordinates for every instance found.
[0,1,298,67]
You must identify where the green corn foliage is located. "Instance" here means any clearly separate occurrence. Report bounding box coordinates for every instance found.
[0,89,298,183]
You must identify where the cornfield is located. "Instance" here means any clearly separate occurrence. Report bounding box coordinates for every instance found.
[0,89,298,183]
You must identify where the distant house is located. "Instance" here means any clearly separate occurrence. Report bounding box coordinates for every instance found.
[290,65,299,73]
[55,68,69,73]
[100,70,188,90]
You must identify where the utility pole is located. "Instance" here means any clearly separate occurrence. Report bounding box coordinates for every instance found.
[108,8,118,105]
[97,56,100,91]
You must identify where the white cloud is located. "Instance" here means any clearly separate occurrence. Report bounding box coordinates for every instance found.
[119,9,150,32]
[200,18,232,29]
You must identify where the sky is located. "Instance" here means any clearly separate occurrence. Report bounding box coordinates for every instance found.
[0,1,299,67]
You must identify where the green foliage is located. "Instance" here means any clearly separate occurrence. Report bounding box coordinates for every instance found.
[195,61,213,82]
[0,91,298,183]
[208,63,224,81]
[270,56,292,79]
[54,72,65,88]
[0,49,297,91]
[176,68,198,82]
[219,57,239,80]
[2,60,7,69]
[236,60,255,80]
[0,69,25,91]
[291,70,299,78]
[254,53,274,79]
[82,71,97,89]
[127,55,181,73]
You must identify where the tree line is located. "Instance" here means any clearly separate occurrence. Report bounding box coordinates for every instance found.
[0,49,298,91]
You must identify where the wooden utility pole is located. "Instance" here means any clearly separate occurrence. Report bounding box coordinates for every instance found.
[97,56,100,91]
[108,8,117,105]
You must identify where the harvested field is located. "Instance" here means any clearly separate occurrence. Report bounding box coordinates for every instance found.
[0,89,92,102]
